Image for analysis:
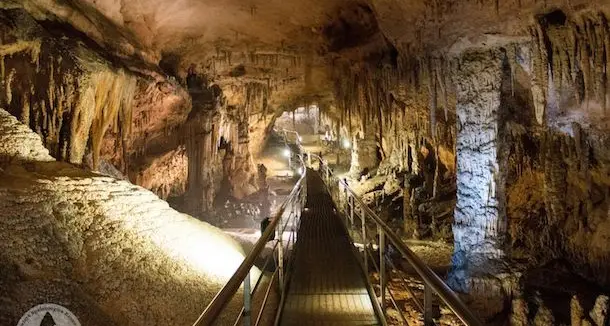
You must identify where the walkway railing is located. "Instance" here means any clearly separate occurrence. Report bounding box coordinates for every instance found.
[192,156,307,326]
[273,127,481,325]
[312,155,482,326]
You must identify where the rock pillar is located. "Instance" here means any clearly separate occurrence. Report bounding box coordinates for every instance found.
[349,131,378,178]
[449,48,508,288]
[222,112,259,200]
[185,109,222,213]
[185,74,223,213]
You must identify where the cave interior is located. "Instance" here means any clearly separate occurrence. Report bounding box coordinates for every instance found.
[0,0,609,325]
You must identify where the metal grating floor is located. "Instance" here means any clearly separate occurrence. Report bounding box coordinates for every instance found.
[279,171,379,326]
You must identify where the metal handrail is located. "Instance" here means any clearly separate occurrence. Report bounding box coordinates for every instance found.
[312,155,482,326]
[193,153,307,326]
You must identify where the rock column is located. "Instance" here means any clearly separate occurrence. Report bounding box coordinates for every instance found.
[186,109,222,213]
[349,131,378,178]
[185,74,223,213]
[222,111,259,200]
[450,48,508,285]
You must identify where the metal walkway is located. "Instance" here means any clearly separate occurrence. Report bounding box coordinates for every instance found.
[279,171,379,326]
[194,129,482,326]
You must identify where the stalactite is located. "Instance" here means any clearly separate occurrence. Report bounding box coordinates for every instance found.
[89,70,137,170]
[0,40,42,68]
[435,57,450,121]
[428,57,438,139]
[531,25,548,125]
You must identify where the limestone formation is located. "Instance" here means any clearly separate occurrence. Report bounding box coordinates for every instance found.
[0,108,54,164]
[572,295,586,326]
[590,295,609,326]
[533,303,556,326]
[510,298,529,326]
[451,48,508,270]
[0,108,251,325]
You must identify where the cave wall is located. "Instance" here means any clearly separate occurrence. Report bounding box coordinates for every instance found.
[183,73,277,214]
[322,5,610,295]
[101,78,191,199]
[504,11,610,286]
[0,7,193,202]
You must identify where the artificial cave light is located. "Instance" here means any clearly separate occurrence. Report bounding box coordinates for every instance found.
[342,139,351,149]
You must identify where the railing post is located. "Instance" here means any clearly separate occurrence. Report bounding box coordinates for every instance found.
[278,217,284,293]
[424,284,433,326]
[344,187,349,224]
[378,225,386,315]
[361,205,367,273]
[243,270,251,326]
[349,196,354,227]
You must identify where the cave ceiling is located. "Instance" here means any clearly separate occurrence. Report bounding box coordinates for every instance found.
[3,0,609,110]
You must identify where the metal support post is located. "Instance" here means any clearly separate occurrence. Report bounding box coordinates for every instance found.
[424,284,433,326]
[278,219,284,293]
[243,271,251,326]
[344,188,349,222]
[379,225,386,315]
[349,196,354,226]
[361,207,367,273]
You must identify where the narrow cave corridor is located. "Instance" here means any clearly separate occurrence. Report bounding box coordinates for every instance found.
[0,1,609,325]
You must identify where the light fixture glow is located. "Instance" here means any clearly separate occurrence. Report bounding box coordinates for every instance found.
[342,139,351,149]
[283,148,291,157]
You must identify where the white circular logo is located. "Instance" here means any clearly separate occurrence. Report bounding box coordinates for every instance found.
[17,304,81,326]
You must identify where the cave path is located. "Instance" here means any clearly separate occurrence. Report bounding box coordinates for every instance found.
[280,170,380,325]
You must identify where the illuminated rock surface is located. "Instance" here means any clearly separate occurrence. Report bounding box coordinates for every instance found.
[0,108,249,325]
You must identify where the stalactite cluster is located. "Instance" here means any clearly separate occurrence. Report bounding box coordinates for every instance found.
[501,10,610,286]
[89,70,137,169]
[328,51,456,185]
[210,49,303,73]
[530,10,610,124]
[0,10,138,169]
